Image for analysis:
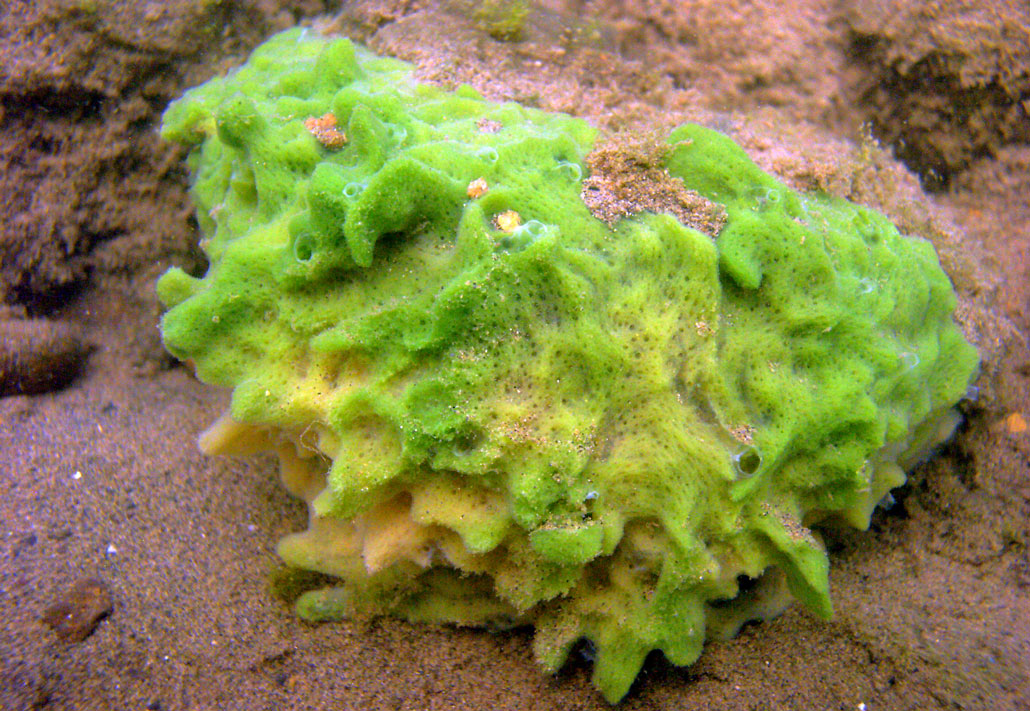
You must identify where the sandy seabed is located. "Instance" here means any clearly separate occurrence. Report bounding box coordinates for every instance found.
[1,1,1028,709]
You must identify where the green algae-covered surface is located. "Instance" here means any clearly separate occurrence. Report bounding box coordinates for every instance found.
[1,2,1028,710]
[156,29,979,703]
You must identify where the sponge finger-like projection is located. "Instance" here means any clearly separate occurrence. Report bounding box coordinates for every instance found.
[158,28,979,703]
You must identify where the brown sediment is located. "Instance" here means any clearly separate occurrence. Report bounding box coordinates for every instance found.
[1,1,1028,710]
[581,131,727,236]
[840,1,1030,190]
[41,577,113,643]
[0,317,91,396]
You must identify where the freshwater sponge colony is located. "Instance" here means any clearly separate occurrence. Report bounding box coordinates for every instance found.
[159,29,980,702]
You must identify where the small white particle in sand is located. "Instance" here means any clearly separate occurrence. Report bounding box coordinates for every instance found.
[72,471,82,480]
[106,544,117,555]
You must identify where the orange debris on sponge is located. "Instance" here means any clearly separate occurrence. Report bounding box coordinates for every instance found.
[467,177,489,198]
[493,209,521,232]
[304,113,347,150]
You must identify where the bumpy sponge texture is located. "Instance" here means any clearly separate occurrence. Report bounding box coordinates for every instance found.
[159,29,979,703]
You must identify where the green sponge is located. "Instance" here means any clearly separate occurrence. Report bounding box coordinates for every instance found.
[159,28,979,703]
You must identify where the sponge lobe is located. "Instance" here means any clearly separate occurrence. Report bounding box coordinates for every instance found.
[159,29,979,703]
